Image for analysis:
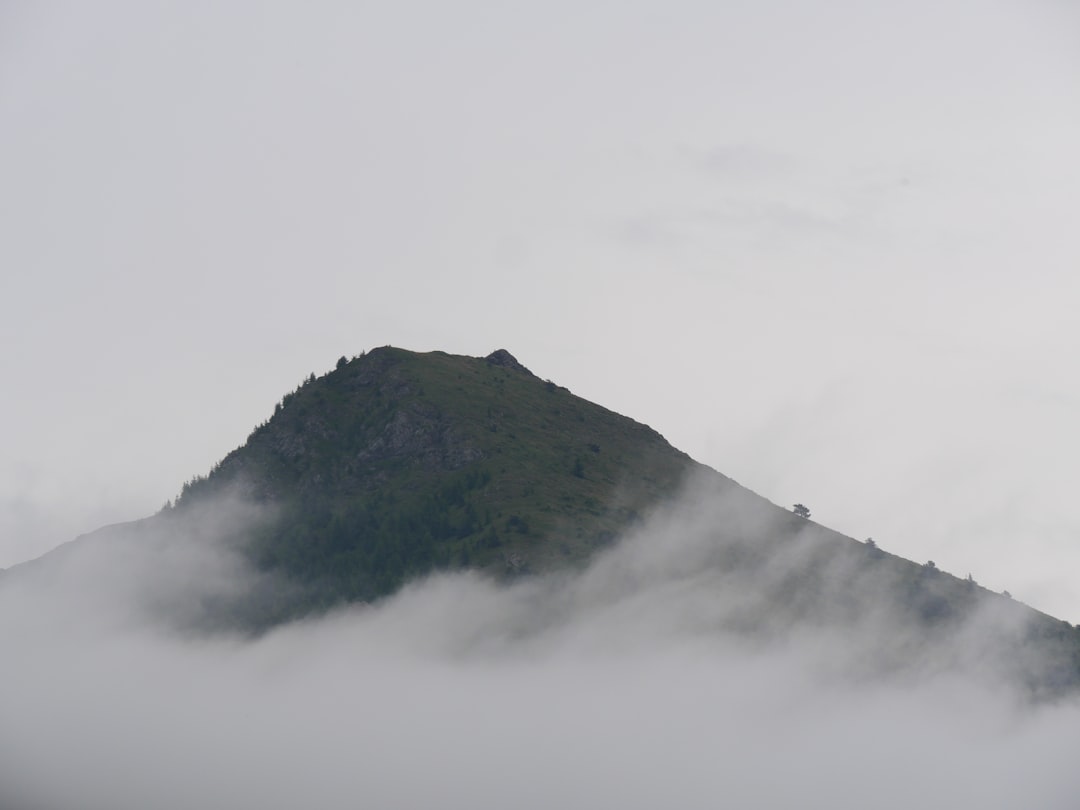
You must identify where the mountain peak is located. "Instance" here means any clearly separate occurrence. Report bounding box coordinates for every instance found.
[165,347,700,615]
[484,348,533,376]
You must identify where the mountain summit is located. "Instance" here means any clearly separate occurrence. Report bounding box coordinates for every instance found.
[170,346,714,604]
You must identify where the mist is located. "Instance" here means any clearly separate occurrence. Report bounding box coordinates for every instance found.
[3,480,1079,809]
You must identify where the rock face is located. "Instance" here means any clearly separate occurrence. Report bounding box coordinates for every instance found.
[484,348,534,376]
[355,401,482,471]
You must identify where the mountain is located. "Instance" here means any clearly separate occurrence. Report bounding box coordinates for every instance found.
[8,347,1080,697]
[169,347,711,605]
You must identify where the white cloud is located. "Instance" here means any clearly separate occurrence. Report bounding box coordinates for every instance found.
[2,480,1079,809]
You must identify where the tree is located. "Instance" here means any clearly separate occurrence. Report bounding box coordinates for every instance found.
[792,503,810,519]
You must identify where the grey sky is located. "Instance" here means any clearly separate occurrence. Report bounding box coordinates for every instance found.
[2,1,1079,619]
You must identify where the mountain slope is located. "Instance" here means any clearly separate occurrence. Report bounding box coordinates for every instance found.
[171,347,716,611]
[8,346,1080,697]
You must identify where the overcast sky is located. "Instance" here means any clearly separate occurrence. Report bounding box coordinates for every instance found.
[2,0,1079,620]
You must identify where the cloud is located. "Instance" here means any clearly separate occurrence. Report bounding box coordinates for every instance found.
[1,479,1079,809]
[684,143,800,181]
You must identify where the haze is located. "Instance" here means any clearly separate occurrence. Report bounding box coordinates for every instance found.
[2,3,1080,801]
[3,482,1079,809]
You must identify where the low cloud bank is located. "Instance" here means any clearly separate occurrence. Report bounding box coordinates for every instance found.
[2,481,1079,809]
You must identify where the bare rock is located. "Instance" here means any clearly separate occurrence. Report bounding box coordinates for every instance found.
[485,349,534,376]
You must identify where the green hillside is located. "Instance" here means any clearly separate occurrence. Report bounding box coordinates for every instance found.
[171,347,713,614]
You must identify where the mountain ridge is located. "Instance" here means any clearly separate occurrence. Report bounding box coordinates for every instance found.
[6,346,1080,697]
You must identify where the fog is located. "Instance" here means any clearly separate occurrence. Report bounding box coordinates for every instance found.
[2,482,1078,810]
[4,3,1077,801]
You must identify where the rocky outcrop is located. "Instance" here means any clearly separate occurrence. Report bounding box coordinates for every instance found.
[485,349,534,376]
[356,402,482,471]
